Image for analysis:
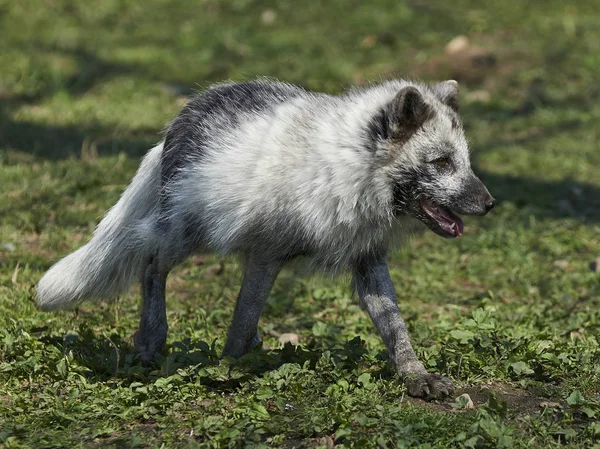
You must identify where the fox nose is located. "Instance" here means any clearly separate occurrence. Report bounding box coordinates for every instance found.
[484,198,495,213]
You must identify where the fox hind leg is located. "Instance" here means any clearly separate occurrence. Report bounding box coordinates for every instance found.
[222,255,282,359]
[134,257,169,363]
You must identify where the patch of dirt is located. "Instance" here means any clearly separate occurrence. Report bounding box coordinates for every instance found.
[394,32,532,101]
[283,436,335,449]
[89,422,159,448]
[406,381,561,417]
[415,35,500,85]
[0,394,13,408]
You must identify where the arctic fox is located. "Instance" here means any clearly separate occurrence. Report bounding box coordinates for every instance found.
[37,79,494,398]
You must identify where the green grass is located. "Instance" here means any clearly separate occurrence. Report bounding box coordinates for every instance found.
[2,0,600,447]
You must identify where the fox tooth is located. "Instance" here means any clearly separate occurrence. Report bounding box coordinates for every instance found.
[450,223,456,229]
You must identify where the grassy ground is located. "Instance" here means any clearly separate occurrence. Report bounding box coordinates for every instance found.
[1,0,600,447]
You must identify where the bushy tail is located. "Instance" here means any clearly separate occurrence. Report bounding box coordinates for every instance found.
[36,143,164,310]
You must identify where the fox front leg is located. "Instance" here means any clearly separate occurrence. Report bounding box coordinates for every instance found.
[353,258,453,399]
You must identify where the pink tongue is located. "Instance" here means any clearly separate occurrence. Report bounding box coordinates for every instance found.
[438,208,464,236]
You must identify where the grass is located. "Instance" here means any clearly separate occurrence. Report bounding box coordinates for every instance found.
[1,0,600,447]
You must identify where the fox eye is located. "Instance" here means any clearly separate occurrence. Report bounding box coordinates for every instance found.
[431,157,451,168]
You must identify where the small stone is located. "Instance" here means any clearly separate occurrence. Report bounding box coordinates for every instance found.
[540,401,561,409]
[445,35,470,55]
[317,436,335,449]
[278,333,300,346]
[261,9,277,25]
[455,393,475,409]
[1,242,15,252]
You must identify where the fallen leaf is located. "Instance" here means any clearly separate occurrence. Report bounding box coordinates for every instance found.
[278,333,300,345]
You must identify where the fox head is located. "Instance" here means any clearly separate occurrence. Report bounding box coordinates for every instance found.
[371,80,494,238]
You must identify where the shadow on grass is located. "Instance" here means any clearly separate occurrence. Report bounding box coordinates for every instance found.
[41,326,389,389]
[0,113,160,160]
[0,45,195,160]
[479,171,600,223]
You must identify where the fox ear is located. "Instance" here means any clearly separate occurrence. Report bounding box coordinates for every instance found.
[433,80,459,111]
[388,86,434,139]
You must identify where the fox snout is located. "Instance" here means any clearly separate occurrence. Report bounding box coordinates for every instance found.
[483,195,495,214]
[454,175,495,216]
[477,191,495,216]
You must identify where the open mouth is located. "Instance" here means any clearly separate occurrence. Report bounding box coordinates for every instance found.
[420,198,464,239]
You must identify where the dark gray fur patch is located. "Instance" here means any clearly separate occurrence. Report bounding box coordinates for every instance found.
[366,108,390,150]
[160,81,305,189]
[157,81,306,246]
[365,87,436,152]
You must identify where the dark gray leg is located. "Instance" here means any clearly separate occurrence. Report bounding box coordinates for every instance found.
[134,259,169,363]
[222,256,281,359]
[353,258,453,399]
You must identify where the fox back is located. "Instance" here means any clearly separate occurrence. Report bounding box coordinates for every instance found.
[156,79,490,271]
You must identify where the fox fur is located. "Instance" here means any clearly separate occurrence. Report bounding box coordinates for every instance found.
[37,79,494,398]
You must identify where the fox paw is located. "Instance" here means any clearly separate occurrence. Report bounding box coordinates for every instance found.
[404,373,454,399]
